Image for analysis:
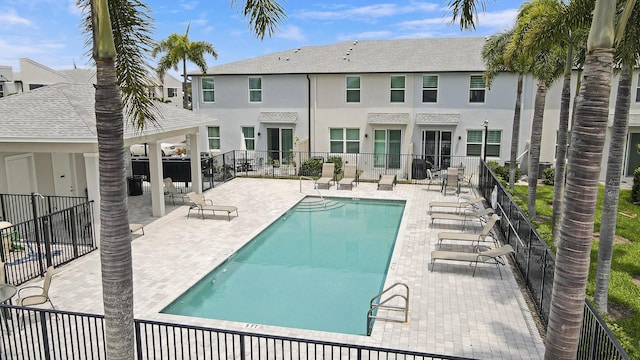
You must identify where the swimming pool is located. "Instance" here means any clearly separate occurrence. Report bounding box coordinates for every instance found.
[162,197,405,335]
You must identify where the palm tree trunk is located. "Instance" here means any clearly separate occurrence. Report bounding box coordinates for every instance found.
[544,48,614,360]
[552,42,574,241]
[594,64,632,313]
[96,59,135,360]
[182,57,189,109]
[509,73,523,191]
[527,82,547,218]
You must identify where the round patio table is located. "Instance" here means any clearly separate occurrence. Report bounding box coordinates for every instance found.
[0,284,17,331]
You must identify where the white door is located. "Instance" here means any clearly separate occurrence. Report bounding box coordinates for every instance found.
[52,153,77,196]
[5,153,37,194]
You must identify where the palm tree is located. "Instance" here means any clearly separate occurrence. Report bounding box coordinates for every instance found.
[508,0,565,218]
[481,29,526,191]
[82,0,284,358]
[449,0,636,357]
[152,23,218,109]
[520,0,591,239]
[594,2,640,313]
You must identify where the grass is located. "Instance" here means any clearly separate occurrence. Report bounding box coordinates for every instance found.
[511,184,640,358]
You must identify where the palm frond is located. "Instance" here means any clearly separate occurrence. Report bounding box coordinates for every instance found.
[231,0,286,39]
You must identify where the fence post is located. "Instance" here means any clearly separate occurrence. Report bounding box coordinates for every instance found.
[135,321,144,360]
[70,207,79,258]
[239,334,246,360]
[39,311,52,360]
[31,193,45,276]
[43,216,53,268]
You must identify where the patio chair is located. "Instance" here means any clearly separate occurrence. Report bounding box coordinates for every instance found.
[315,163,335,189]
[436,214,500,248]
[187,192,238,221]
[164,177,188,205]
[428,197,485,214]
[430,244,514,279]
[443,167,460,196]
[338,164,357,190]
[426,169,443,191]
[378,174,397,191]
[17,266,57,309]
[429,207,495,230]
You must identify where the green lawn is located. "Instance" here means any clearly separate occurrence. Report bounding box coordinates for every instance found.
[511,184,640,358]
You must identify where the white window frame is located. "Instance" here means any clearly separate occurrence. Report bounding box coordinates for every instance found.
[330,128,360,153]
[207,126,221,151]
[249,77,262,103]
[469,75,486,103]
[466,129,501,157]
[346,76,361,103]
[390,75,405,103]
[422,75,438,103]
[202,77,215,103]
[242,126,255,150]
[167,87,178,98]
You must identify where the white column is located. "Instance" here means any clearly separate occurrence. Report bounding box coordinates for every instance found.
[148,141,166,217]
[83,153,101,244]
[188,133,202,194]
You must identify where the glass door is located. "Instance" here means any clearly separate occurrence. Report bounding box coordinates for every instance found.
[374,129,401,169]
[267,127,294,165]
[421,130,452,169]
[626,133,640,176]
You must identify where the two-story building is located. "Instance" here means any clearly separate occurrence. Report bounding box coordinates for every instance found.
[191,37,524,179]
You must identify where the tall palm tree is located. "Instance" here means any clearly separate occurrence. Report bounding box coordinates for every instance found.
[152,23,218,109]
[449,0,636,357]
[520,0,591,239]
[594,2,640,312]
[82,0,284,358]
[508,0,565,218]
[482,29,526,191]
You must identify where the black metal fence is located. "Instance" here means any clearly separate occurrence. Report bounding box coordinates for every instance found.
[0,194,89,227]
[0,305,476,360]
[0,197,96,286]
[477,160,630,360]
[232,150,481,185]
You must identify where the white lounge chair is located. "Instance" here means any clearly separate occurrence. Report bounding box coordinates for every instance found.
[187,192,238,221]
[163,177,188,205]
[378,174,396,191]
[316,163,335,189]
[429,197,485,214]
[429,208,495,230]
[430,244,514,278]
[338,164,357,190]
[436,214,500,248]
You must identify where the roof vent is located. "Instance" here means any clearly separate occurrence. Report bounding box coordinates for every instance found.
[286,57,290,61]
[354,40,358,45]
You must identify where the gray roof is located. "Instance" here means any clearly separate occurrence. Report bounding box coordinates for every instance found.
[198,37,488,75]
[0,83,215,143]
[367,113,410,125]
[257,112,298,123]
[415,113,461,125]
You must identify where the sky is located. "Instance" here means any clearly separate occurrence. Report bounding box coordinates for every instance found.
[0,0,526,76]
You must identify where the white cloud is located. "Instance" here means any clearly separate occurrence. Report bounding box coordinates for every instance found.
[275,25,305,41]
[180,1,199,11]
[476,9,518,28]
[295,2,439,21]
[397,8,518,33]
[67,0,82,16]
[0,9,32,26]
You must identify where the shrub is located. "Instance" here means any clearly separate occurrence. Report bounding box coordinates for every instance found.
[487,161,521,184]
[632,167,640,203]
[299,159,323,177]
[327,156,343,177]
[542,167,555,185]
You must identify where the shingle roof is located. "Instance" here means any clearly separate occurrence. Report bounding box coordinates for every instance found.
[198,37,488,75]
[0,83,215,143]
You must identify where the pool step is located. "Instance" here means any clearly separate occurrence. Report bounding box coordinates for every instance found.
[296,198,344,212]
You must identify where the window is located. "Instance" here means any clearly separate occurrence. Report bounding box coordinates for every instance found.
[207,126,220,150]
[390,75,405,103]
[29,84,45,90]
[374,129,401,168]
[330,128,360,153]
[469,75,486,103]
[636,75,640,102]
[0,84,3,98]
[466,129,501,156]
[242,127,255,150]
[346,76,360,103]
[422,75,438,103]
[167,88,178,98]
[202,78,215,102]
[249,77,262,102]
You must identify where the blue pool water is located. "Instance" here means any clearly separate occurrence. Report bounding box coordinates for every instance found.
[162,197,405,335]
